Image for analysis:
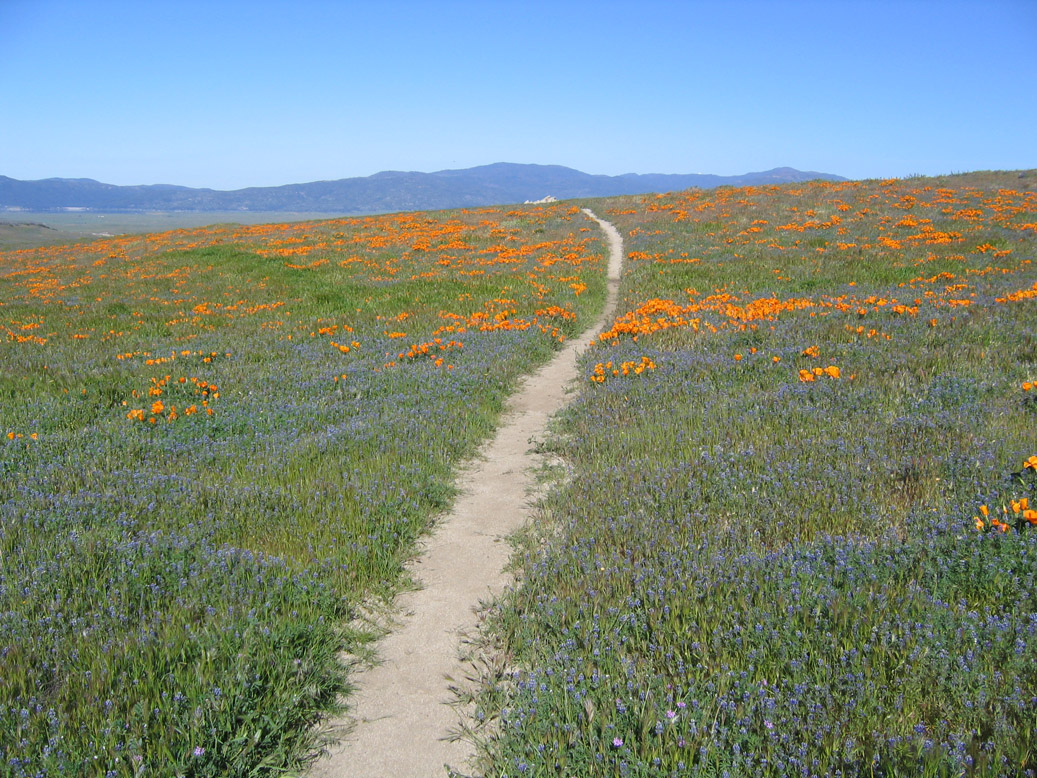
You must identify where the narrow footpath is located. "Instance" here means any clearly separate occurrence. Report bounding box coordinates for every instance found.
[308,209,623,778]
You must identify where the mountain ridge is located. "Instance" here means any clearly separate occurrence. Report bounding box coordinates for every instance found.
[0,163,846,214]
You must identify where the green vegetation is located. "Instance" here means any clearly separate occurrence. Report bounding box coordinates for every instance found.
[0,212,350,251]
[473,173,1037,777]
[0,204,605,776]
[2,171,1035,777]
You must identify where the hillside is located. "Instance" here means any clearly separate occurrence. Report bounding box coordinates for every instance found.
[0,163,845,214]
[4,171,1032,777]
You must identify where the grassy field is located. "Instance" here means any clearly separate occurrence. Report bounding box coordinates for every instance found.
[2,171,1035,778]
[472,171,1037,777]
[0,206,607,776]
[0,212,354,251]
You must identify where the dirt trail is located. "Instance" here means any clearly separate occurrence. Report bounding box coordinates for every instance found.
[307,209,623,778]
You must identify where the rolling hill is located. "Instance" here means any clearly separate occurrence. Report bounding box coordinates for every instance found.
[0,163,845,214]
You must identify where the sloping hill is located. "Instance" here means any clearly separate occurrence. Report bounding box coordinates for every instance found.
[0,163,845,213]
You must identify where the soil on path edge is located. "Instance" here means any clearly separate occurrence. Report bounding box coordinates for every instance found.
[307,209,623,778]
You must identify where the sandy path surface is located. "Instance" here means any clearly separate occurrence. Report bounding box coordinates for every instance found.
[307,209,623,778]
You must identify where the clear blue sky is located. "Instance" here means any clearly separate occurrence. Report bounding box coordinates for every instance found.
[2,0,1034,190]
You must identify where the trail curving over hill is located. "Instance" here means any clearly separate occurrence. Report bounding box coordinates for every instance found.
[308,208,623,778]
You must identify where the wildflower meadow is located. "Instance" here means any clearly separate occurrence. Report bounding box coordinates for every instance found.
[1,170,1035,777]
[472,172,1037,777]
[0,205,606,776]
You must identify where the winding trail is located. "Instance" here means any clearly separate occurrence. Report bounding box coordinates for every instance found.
[308,209,623,778]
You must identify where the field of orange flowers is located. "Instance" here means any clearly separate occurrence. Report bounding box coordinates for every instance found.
[0,204,607,776]
[479,172,1037,778]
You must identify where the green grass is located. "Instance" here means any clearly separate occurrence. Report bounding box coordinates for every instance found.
[472,173,1037,778]
[0,202,607,776]
[0,212,353,250]
[4,173,1036,777]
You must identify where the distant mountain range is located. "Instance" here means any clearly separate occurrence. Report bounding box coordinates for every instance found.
[0,163,846,214]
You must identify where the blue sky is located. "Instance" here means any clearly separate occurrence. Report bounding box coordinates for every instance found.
[2,0,1034,190]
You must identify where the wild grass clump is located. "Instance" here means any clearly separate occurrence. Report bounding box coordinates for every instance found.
[476,173,1037,777]
[0,203,607,776]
